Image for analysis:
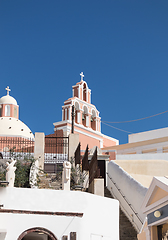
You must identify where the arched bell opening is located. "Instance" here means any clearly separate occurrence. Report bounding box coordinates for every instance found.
[17,227,57,240]
[82,106,88,127]
[83,83,87,102]
[74,102,80,124]
[91,110,96,131]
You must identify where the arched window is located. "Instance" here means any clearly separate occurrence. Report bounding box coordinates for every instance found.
[14,106,17,118]
[5,105,10,116]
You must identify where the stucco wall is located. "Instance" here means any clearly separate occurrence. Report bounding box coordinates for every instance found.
[115,160,168,176]
[102,136,119,148]
[129,127,168,143]
[116,153,168,161]
[0,187,119,240]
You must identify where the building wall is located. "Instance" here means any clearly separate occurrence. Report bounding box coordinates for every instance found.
[129,127,168,143]
[0,187,119,240]
[114,159,168,188]
[54,121,118,150]
[116,153,168,160]
[115,160,168,176]
[78,132,101,150]
[102,135,119,148]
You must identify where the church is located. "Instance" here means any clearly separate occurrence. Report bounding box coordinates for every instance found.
[0,86,34,159]
[53,72,119,150]
[0,86,34,140]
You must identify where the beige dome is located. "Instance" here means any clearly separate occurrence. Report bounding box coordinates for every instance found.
[0,117,34,139]
[0,95,17,105]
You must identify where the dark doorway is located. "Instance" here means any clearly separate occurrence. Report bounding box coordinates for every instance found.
[97,160,106,186]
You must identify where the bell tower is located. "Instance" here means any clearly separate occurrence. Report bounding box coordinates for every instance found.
[0,86,19,119]
[53,72,118,149]
[61,72,101,132]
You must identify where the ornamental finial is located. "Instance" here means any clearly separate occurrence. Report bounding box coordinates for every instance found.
[5,86,11,96]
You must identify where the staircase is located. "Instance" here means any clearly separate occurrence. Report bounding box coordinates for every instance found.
[38,173,62,190]
[104,187,138,240]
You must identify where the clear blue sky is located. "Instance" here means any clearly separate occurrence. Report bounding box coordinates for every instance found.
[0,0,168,144]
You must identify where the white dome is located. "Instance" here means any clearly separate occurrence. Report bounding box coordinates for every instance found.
[0,95,17,105]
[0,117,34,139]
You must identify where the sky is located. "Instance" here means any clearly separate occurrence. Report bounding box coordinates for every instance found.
[0,0,168,144]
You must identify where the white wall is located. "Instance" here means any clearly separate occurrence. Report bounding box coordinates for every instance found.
[116,153,168,160]
[107,161,147,232]
[129,127,168,143]
[0,187,119,240]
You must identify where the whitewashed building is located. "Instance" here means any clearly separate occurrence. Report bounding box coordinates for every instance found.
[0,187,119,240]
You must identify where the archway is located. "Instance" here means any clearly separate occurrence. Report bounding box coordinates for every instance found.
[17,227,57,240]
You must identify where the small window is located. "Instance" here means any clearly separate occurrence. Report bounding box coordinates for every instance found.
[0,105,2,117]
[5,105,10,117]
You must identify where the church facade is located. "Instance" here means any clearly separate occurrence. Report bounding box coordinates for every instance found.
[53,72,119,150]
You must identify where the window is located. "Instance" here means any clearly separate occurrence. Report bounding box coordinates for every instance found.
[5,105,10,116]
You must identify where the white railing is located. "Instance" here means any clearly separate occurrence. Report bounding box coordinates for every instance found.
[44,153,68,164]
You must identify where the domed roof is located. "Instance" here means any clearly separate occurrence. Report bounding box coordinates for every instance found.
[0,86,17,105]
[0,95,17,105]
[0,117,34,139]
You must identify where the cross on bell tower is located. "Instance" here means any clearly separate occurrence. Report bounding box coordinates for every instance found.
[80,72,84,82]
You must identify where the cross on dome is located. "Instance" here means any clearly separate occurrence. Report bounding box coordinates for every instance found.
[80,72,84,82]
[5,86,11,96]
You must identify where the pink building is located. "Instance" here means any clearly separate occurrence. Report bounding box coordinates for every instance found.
[53,72,119,150]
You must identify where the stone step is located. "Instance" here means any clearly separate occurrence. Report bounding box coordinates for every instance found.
[104,187,138,240]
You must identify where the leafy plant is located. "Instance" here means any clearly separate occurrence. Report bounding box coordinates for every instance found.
[14,157,35,188]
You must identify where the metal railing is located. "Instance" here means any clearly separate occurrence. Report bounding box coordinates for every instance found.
[44,136,69,173]
[0,137,34,160]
